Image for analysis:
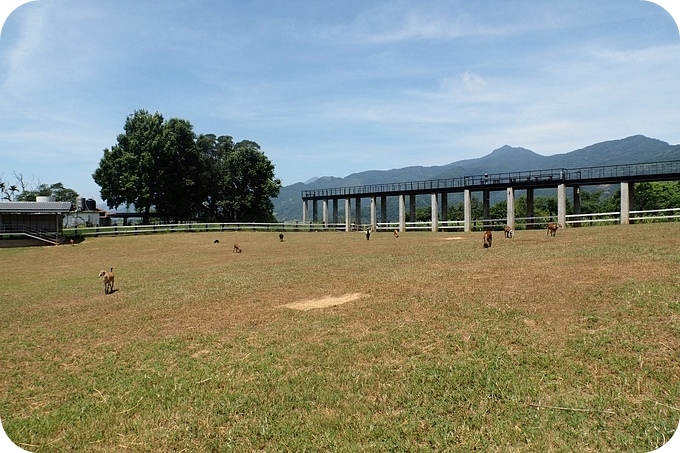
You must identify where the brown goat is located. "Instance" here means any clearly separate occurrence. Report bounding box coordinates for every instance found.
[98,268,115,294]
[233,244,242,253]
[394,229,399,238]
[547,222,561,236]
[504,225,514,238]
[483,230,493,248]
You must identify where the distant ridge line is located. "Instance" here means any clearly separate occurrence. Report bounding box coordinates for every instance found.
[300,159,680,200]
[273,135,680,220]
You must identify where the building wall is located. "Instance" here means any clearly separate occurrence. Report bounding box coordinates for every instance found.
[0,214,62,232]
[64,212,103,227]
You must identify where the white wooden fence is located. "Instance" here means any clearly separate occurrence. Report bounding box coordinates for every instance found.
[63,207,680,237]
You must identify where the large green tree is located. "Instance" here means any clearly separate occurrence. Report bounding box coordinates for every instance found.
[93,110,281,223]
[195,133,234,221]
[93,110,165,224]
[210,140,281,222]
[154,118,205,222]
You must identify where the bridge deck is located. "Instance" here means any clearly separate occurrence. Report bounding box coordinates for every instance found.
[301,160,680,200]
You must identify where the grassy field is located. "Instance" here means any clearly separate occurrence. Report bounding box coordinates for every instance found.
[1,223,679,452]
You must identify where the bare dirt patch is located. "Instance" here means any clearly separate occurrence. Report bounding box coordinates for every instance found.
[283,293,363,311]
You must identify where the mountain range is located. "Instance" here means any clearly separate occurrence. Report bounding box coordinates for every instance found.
[272,135,680,221]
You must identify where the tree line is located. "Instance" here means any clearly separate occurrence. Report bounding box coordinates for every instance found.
[92,110,281,224]
[1,174,79,203]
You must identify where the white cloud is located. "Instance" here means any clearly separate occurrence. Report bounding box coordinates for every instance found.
[315,2,515,46]
[461,71,487,92]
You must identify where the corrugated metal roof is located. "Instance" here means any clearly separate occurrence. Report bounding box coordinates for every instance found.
[0,202,73,213]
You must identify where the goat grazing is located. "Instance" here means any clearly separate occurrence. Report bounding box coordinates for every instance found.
[233,244,242,253]
[279,233,284,242]
[504,225,514,238]
[394,229,399,238]
[98,268,115,294]
[483,230,493,248]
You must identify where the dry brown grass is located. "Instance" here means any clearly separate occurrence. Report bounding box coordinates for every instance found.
[1,223,679,451]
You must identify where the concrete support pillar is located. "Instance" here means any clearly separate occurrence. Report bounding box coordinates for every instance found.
[431,193,439,232]
[573,186,581,227]
[464,189,472,233]
[380,195,387,223]
[399,194,406,233]
[441,193,448,222]
[302,200,308,224]
[355,198,362,226]
[526,188,535,229]
[506,187,515,230]
[345,198,351,232]
[409,194,416,224]
[557,183,567,227]
[322,199,329,228]
[629,183,636,224]
[620,181,630,225]
[482,190,490,227]
[370,197,377,232]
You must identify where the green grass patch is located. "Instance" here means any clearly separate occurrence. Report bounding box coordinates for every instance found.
[1,224,679,451]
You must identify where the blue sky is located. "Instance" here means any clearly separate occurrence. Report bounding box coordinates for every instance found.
[0,0,679,204]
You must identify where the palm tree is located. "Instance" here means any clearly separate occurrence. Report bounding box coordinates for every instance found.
[8,185,19,201]
[0,182,9,201]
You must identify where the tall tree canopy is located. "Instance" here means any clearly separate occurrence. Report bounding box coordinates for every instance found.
[93,110,165,223]
[155,117,204,221]
[93,110,281,223]
[216,140,281,222]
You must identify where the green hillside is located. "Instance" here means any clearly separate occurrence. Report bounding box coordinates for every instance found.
[273,135,680,221]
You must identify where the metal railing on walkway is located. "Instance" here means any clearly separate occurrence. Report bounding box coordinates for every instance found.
[301,160,680,200]
[0,226,60,244]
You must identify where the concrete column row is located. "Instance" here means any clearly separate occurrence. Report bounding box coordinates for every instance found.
[303,182,634,231]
